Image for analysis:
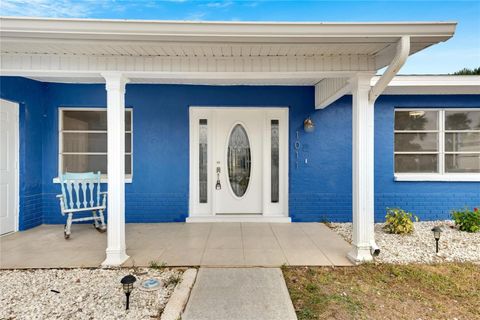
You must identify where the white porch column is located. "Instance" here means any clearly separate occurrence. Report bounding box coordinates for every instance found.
[102,72,129,267]
[348,74,377,264]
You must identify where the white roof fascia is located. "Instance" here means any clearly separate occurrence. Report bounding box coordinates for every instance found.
[0,16,457,43]
[373,75,480,95]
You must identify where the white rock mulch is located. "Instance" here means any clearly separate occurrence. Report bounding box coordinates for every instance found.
[0,267,183,320]
[330,221,480,264]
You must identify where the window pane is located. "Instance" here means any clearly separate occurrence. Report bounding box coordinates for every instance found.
[62,154,107,174]
[199,119,208,203]
[125,133,132,153]
[125,111,132,131]
[445,111,480,130]
[63,110,132,131]
[63,111,107,130]
[445,154,480,173]
[125,154,132,175]
[63,133,132,153]
[271,120,279,203]
[63,133,107,153]
[395,154,438,173]
[395,111,438,130]
[227,124,251,197]
[394,133,438,152]
[445,132,480,152]
[63,155,131,174]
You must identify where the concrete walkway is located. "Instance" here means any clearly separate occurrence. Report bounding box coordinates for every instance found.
[1,223,352,268]
[183,268,297,320]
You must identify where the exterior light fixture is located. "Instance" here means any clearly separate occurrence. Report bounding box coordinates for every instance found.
[121,274,137,310]
[303,117,315,133]
[431,226,442,253]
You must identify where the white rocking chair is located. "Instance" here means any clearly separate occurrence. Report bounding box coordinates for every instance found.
[57,172,107,239]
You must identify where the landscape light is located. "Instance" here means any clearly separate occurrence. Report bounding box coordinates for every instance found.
[120,274,137,310]
[431,226,442,253]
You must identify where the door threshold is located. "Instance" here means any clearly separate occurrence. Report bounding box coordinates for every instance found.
[216,213,262,216]
[186,216,291,223]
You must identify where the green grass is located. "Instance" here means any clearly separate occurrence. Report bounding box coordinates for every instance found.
[284,263,480,320]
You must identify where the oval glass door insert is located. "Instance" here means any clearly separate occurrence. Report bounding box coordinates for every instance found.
[227,124,251,197]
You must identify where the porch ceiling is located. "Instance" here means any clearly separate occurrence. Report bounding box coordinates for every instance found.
[0,17,456,85]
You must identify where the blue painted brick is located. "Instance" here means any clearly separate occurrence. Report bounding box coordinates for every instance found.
[1,77,479,229]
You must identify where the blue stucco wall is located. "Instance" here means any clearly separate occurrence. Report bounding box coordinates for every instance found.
[0,77,44,230]
[1,76,479,228]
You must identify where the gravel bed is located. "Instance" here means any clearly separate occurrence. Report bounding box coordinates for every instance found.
[0,267,183,320]
[330,221,480,264]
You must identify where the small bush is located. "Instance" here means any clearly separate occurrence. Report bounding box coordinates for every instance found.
[452,207,480,233]
[148,260,166,269]
[383,208,418,234]
[165,273,182,287]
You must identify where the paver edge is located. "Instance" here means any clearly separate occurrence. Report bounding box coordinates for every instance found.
[160,268,198,320]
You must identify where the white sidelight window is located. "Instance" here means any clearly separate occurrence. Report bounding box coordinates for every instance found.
[199,119,208,203]
[59,108,133,179]
[394,109,480,181]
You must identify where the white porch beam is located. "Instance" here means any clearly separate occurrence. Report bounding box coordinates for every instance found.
[102,72,129,267]
[348,74,376,264]
[314,78,351,109]
[370,36,410,103]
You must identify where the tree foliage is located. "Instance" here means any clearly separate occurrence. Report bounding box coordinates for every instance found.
[452,67,480,75]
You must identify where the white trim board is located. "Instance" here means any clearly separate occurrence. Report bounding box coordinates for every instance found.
[395,173,480,182]
[187,216,291,223]
[375,75,480,95]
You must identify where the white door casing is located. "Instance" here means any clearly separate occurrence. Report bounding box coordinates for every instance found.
[188,107,289,222]
[0,99,19,235]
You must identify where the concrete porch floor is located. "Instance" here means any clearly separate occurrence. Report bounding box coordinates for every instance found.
[0,223,353,268]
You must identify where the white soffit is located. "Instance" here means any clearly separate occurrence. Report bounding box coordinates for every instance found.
[1,17,456,65]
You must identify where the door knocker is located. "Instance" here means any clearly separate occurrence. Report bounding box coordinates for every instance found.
[215,165,222,190]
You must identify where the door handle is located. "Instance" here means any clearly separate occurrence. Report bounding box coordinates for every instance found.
[216,166,221,190]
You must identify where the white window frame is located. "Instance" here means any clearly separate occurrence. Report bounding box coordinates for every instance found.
[53,107,133,183]
[394,108,480,182]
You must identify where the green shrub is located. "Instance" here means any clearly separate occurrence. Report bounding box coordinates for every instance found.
[451,208,480,233]
[383,208,418,234]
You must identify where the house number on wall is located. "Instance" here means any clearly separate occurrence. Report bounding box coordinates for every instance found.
[294,131,301,169]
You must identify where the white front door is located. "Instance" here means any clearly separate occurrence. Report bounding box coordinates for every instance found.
[215,109,263,214]
[0,99,19,235]
[189,107,289,222]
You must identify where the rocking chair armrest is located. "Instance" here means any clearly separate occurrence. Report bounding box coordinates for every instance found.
[100,191,107,207]
[56,194,66,213]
